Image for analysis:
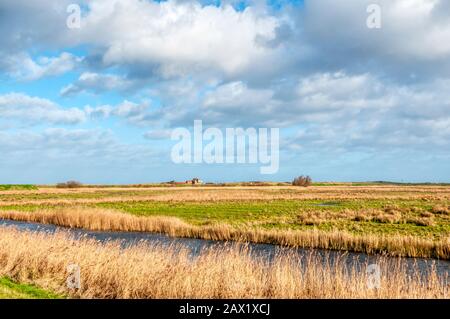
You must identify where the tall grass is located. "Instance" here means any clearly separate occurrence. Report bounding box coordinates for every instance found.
[0,226,447,299]
[0,207,449,259]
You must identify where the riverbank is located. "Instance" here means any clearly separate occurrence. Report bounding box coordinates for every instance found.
[0,207,449,260]
[0,277,62,299]
[0,225,447,299]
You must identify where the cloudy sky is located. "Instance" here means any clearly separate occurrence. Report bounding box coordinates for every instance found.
[1,0,450,184]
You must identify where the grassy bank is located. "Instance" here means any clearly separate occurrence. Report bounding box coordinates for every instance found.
[0,277,62,299]
[1,197,449,239]
[94,199,450,239]
[1,207,449,259]
[0,226,447,299]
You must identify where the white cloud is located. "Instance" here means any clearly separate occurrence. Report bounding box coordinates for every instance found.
[4,0,450,82]
[294,72,392,114]
[194,73,390,127]
[143,129,173,140]
[2,0,450,182]
[0,128,157,167]
[77,0,285,77]
[3,0,450,81]
[204,81,275,109]
[0,0,75,51]
[0,127,167,184]
[164,72,450,153]
[0,93,86,125]
[60,72,134,96]
[2,52,81,81]
[0,92,157,128]
[85,100,155,126]
[302,0,450,74]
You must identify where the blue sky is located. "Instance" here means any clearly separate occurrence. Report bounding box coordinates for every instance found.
[1,0,450,184]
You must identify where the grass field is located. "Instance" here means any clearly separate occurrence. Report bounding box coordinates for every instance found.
[0,277,62,299]
[0,185,449,259]
[0,185,37,191]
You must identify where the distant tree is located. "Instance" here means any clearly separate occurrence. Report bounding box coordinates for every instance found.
[56,181,83,188]
[292,175,312,187]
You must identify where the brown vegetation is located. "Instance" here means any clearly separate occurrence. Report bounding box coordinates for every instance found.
[0,226,447,299]
[432,205,450,215]
[292,176,312,187]
[0,207,448,259]
[56,181,83,189]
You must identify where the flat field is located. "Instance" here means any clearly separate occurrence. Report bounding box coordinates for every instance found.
[0,184,449,258]
[0,184,449,299]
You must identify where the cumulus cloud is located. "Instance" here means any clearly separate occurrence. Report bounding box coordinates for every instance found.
[301,0,450,78]
[2,0,450,181]
[75,0,289,78]
[157,72,450,154]
[178,73,390,127]
[0,128,160,184]
[5,0,449,153]
[0,91,157,128]
[85,100,158,126]
[4,0,450,81]
[3,52,82,81]
[0,128,113,153]
[0,127,157,162]
[0,128,154,159]
[0,0,70,46]
[60,72,134,96]
[0,93,86,125]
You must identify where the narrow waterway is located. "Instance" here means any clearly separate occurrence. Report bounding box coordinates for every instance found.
[1,219,449,280]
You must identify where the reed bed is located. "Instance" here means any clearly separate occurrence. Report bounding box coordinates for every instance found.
[0,207,449,259]
[0,226,447,299]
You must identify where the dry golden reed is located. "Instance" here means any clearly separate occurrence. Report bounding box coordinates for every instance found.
[0,226,447,299]
[0,207,449,259]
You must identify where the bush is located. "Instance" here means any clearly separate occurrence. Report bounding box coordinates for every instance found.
[292,175,312,187]
[431,205,450,215]
[56,181,83,188]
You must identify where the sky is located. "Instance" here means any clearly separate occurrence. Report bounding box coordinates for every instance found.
[1,0,450,184]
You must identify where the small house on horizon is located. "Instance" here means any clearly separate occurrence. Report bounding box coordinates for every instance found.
[189,178,203,185]
[166,178,204,185]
